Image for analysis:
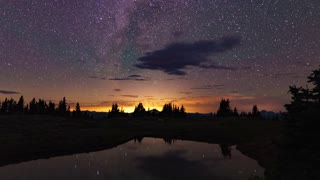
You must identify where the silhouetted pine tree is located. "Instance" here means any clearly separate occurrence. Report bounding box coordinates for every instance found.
[216,99,233,117]
[133,103,146,117]
[176,104,186,118]
[38,99,47,114]
[73,102,81,117]
[75,102,81,115]
[275,67,320,179]
[308,67,320,103]
[233,107,239,117]
[57,97,68,116]
[0,98,8,113]
[111,103,119,113]
[108,103,127,118]
[16,96,24,113]
[161,103,173,117]
[285,66,320,126]
[252,105,260,117]
[180,105,186,114]
[161,103,186,118]
[6,98,17,113]
[48,101,55,114]
[29,98,37,114]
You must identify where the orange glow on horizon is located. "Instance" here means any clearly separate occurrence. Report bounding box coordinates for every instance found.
[73,93,286,113]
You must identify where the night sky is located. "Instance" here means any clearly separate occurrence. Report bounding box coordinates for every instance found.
[1,0,319,113]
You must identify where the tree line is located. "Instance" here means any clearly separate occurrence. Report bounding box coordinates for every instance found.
[215,98,261,118]
[1,95,259,119]
[0,97,82,117]
[108,102,186,118]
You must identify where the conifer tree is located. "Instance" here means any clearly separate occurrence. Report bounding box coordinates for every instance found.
[17,96,24,113]
[217,99,232,117]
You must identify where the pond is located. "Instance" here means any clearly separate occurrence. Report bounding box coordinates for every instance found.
[0,138,264,180]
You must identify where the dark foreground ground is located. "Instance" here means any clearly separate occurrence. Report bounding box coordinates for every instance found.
[0,115,315,179]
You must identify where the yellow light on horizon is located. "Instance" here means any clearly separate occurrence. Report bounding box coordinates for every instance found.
[79,105,163,113]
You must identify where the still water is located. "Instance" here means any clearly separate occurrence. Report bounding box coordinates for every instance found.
[0,138,264,180]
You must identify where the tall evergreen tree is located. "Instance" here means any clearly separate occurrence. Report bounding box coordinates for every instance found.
[74,102,81,117]
[38,99,47,114]
[29,98,37,114]
[7,98,16,113]
[111,103,119,113]
[0,98,8,113]
[233,107,239,117]
[134,103,145,113]
[307,67,320,103]
[180,105,185,114]
[252,105,260,117]
[58,97,67,116]
[133,103,146,117]
[48,101,55,114]
[216,99,232,117]
[17,96,24,113]
[285,66,320,125]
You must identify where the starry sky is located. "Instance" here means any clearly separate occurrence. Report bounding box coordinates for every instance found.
[1,0,319,113]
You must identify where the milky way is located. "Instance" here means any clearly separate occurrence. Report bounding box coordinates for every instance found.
[1,0,320,112]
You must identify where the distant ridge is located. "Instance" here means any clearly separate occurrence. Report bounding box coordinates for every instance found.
[260,110,281,120]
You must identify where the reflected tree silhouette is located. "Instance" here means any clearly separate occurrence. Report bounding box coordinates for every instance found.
[163,137,176,145]
[133,137,144,143]
[219,144,232,159]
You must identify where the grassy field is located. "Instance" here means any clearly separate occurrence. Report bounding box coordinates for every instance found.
[0,115,284,177]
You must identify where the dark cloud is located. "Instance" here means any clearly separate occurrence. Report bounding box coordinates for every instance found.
[160,77,189,81]
[198,64,236,70]
[135,36,240,75]
[121,95,139,98]
[0,90,20,94]
[191,85,213,90]
[180,91,192,95]
[128,74,142,78]
[109,77,149,81]
[191,84,225,90]
[114,89,121,92]
[109,78,130,81]
[109,75,149,81]
[88,76,106,80]
[134,78,148,81]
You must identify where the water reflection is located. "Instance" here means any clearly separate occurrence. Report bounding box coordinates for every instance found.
[133,136,144,143]
[162,137,176,145]
[0,138,264,180]
[219,144,232,159]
